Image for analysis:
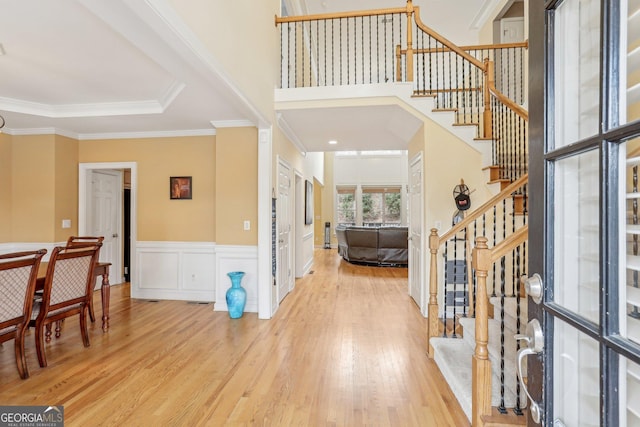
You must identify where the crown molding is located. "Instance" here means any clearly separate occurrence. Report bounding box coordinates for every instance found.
[276,112,307,155]
[2,127,216,140]
[0,79,184,119]
[78,129,217,140]
[470,0,501,30]
[210,120,255,129]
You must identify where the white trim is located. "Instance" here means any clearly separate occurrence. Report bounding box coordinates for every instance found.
[210,120,255,128]
[302,231,314,275]
[276,112,307,154]
[135,241,216,302]
[79,162,138,293]
[0,242,66,262]
[470,0,502,30]
[80,129,216,140]
[1,127,216,140]
[257,127,273,319]
[3,127,79,139]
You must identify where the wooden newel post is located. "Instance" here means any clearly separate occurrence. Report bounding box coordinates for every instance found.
[471,236,492,426]
[405,0,414,82]
[483,58,494,140]
[428,228,439,357]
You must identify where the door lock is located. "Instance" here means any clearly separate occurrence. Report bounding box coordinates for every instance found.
[515,319,544,424]
[521,273,543,304]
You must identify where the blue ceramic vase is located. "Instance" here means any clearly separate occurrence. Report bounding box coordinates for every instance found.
[226,271,246,319]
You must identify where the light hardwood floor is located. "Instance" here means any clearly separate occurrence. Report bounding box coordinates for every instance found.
[0,249,468,426]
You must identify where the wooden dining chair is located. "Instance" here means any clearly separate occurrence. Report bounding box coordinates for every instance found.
[65,236,104,323]
[0,249,47,379]
[30,243,101,368]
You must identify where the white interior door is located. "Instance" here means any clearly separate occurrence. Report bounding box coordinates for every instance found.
[277,160,292,304]
[89,170,122,285]
[408,154,423,311]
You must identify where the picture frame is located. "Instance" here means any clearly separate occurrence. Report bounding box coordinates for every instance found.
[305,179,313,225]
[170,176,192,200]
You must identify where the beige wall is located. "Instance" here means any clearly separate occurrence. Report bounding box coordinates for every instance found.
[320,152,336,246]
[0,134,12,242]
[313,178,323,246]
[169,0,280,120]
[54,135,79,242]
[423,122,491,232]
[11,135,57,242]
[79,136,216,242]
[3,134,78,243]
[215,127,258,245]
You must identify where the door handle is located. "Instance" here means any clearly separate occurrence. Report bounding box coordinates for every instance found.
[521,273,543,304]
[515,319,544,424]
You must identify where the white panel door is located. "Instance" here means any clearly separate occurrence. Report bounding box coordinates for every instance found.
[90,170,122,285]
[277,161,292,304]
[408,154,423,311]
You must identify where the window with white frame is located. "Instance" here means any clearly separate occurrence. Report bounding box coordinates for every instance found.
[336,186,356,225]
[362,186,402,226]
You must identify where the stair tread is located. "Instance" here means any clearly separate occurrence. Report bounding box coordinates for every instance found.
[431,337,526,422]
[458,317,525,398]
[489,296,528,331]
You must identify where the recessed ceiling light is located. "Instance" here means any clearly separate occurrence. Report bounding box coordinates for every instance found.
[328,140,338,145]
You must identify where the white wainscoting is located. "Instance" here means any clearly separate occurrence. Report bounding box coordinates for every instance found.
[2,241,258,312]
[0,242,65,261]
[135,241,216,302]
[214,245,259,313]
[303,232,314,274]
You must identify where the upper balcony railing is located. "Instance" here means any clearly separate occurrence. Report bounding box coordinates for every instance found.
[275,1,528,181]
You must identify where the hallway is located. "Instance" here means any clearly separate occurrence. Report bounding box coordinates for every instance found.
[0,249,467,426]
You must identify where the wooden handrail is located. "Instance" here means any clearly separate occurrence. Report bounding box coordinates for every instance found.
[438,173,529,245]
[488,83,529,121]
[409,41,529,56]
[490,224,529,262]
[275,7,408,25]
[412,6,486,71]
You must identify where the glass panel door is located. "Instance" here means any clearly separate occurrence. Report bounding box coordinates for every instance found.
[527,0,640,425]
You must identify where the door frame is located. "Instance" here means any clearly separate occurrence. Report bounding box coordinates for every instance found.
[408,152,425,314]
[294,170,305,279]
[79,162,137,290]
[276,156,294,306]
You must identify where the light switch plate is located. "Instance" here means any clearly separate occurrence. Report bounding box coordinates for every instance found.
[243,220,250,231]
[62,219,71,229]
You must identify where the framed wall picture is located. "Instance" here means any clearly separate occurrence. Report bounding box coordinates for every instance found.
[170,176,192,200]
[305,179,313,225]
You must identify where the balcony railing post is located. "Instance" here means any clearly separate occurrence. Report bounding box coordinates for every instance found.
[428,228,440,357]
[405,0,414,82]
[472,236,492,426]
[483,58,494,140]
[396,45,402,82]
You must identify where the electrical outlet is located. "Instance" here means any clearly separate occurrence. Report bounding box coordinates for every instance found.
[243,220,251,231]
[62,219,71,229]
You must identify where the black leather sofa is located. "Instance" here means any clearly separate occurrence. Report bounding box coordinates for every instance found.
[336,225,408,266]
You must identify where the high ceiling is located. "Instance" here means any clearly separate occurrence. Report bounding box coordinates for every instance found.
[0,0,501,149]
